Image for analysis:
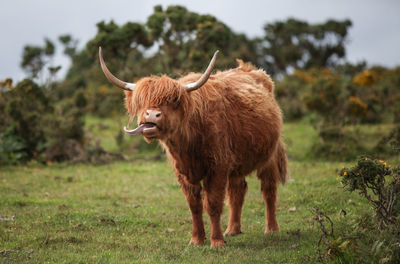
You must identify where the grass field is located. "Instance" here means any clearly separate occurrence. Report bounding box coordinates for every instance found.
[0,119,397,263]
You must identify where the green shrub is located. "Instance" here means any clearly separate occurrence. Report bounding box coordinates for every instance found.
[374,126,400,157]
[275,73,307,120]
[303,69,349,124]
[315,157,400,263]
[0,79,51,163]
[310,125,365,161]
[0,126,28,164]
[340,157,399,227]
[338,157,400,263]
[280,66,400,125]
[370,67,400,122]
[0,79,86,164]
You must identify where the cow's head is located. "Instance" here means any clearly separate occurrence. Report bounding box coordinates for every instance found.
[99,47,218,142]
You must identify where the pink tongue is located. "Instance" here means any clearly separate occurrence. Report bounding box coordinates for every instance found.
[124,123,156,135]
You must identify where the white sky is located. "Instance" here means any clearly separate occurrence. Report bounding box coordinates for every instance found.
[1,0,399,82]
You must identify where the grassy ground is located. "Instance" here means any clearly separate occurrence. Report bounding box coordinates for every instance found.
[0,119,396,263]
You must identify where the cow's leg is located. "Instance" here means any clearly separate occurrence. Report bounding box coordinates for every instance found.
[203,174,227,247]
[178,175,205,245]
[224,177,247,236]
[257,163,279,233]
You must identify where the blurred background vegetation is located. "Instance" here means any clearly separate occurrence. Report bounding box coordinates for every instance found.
[0,5,399,165]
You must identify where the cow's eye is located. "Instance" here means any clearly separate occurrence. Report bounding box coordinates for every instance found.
[173,97,180,107]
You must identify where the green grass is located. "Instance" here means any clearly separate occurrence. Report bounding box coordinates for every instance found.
[0,120,396,263]
[1,160,367,263]
[282,120,317,161]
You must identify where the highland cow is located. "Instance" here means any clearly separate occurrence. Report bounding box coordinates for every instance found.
[99,47,288,247]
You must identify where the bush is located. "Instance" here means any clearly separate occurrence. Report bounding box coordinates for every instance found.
[303,68,349,124]
[310,125,365,161]
[0,79,51,163]
[0,126,28,164]
[275,72,308,120]
[338,157,400,263]
[340,157,399,228]
[373,67,400,123]
[0,79,86,164]
[276,66,399,126]
[374,126,400,157]
[314,157,400,263]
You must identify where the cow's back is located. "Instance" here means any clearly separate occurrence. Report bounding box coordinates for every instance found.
[179,61,282,177]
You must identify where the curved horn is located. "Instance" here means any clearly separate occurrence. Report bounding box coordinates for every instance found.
[98,46,135,91]
[184,50,219,92]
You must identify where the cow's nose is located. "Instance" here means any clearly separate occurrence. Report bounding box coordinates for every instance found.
[145,109,162,122]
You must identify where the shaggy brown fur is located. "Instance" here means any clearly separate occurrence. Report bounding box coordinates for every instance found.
[124,60,288,247]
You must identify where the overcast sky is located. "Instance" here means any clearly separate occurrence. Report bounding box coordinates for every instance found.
[1,0,399,82]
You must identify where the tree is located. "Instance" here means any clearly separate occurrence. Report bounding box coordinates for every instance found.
[59,34,79,59]
[61,5,259,116]
[146,5,258,74]
[20,38,62,83]
[262,18,352,76]
[86,20,153,76]
[21,38,55,78]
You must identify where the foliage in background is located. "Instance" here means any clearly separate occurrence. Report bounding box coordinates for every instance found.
[145,5,258,74]
[375,126,400,157]
[310,126,366,161]
[0,79,126,165]
[0,79,52,163]
[0,79,85,164]
[261,18,352,76]
[275,64,399,161]
[16,5,395,125]
[21,39,56,79]
[61,5,259,116]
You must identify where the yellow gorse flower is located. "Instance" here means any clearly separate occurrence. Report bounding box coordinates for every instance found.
[348,96,367,116]
[353,70,377,87]
[294,70,314,83]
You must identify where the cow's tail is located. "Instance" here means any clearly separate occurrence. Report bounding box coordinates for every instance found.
[276,140,289,185]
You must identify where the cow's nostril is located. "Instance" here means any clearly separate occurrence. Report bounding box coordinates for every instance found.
[145,110,161,119]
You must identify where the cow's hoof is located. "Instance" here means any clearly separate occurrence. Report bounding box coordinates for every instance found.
[224,224,242,237]
[264,226,279,234]
[189,237,205,245]
[224,229,242,237]
[210,239,225,248]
